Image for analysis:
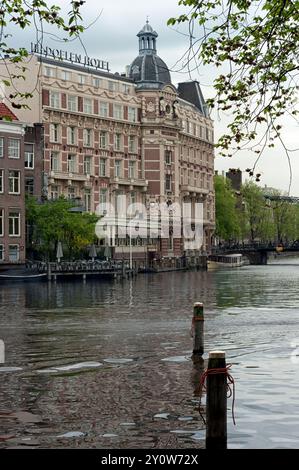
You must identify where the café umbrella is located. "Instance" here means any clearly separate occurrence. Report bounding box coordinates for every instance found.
[56,241,63,262]
[89,244,97,261]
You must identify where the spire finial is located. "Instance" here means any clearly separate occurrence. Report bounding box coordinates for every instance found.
[146,16,149,24]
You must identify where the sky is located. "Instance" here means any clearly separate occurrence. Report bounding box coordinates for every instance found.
[6,0,299,195]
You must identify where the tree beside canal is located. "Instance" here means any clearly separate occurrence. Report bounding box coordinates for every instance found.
[214,175,240,241]
[26,196,99,260]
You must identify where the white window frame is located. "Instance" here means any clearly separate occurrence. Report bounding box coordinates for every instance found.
[61,70,70,81]
[68,95,77,112]
[50,185,59,200]
[8,138,20,159]
[114,133,122,151]
[68,186,76,199]
[0,244,4,261]
[9,211,21,237]
[50,152,59,172]
[50,123,60,143]
[8,244,19,262]
[44,66,55,78]
[0,169,3,193]
[128,135,136,153]
[100,131,107,149]
[100,158,106,177]
[83,98,93,114]
[84,189,92,212]
[24,143,34,169]
[0,209,3,237]
[114,159,122,178]
[165,174,172,192]
[128,106,137,122]
[128,161,135,179]
[0,137,3,158]
[67,127,77,146]
[78,74,86,85]
[83,129,93,147]
[50,91,60,108]
[165,150,172,165]
[100,188,107,205]
[114,104,123,120]
[99,101,108,118]
[84,156,92,175]
[93,77,101,88]
[67,154,76,173]
[8,170,20,194]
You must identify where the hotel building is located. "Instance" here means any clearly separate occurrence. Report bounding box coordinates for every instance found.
[1,22,215,265]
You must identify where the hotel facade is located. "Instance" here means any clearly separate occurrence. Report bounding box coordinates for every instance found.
[1,22,215,265]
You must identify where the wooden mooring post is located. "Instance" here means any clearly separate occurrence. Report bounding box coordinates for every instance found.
[192,302,204,355]
[206,350,227,450]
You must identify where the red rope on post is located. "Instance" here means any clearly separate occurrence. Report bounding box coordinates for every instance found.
[198,364,236,425]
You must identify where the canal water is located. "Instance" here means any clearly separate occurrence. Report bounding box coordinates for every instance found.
[0,258,299,449]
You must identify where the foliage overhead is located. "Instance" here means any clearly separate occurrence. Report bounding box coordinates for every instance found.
[0,1,85,113]
[168,1,299,182]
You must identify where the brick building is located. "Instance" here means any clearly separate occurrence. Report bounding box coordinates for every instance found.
[1,22,215,265]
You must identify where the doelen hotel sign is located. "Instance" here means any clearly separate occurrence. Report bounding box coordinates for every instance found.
[31,43,109,71]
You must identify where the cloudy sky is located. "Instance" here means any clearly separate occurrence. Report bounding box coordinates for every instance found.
[7,0,299,194]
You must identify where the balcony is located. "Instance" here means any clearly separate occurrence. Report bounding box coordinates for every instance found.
[111,177,148,189]
[180,185,209,196]
[50,170,89,182]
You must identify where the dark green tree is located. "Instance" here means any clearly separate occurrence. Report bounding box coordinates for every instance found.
[26,196,99,260]
[214,175,240,241]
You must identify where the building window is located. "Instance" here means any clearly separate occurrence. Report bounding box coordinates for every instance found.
[67,154,76,173]
[128,161,135,179]
[61,70,70,81]
[8,138,20,159]
[0,209,3,236]
[0,244,3,261]
[128,107,137,122]
[9,211,20,236]
[50,185,59,200]
[122,84,131,94]
[44,66,55,77]
[84,189,91,212]
[0,170,3,193]
[100,158,106,177]
[25,177,34,195]
[84,156,92,175]
[68,95,77,112]
[24,143,34,169]
[9,245,19,262]
[128,135,136,153]
[93,77,101,88]
[108,81,115,92]
[50,91,60,108]
[165,150,172,165]
[8,170,20,194]
[0,137,3,158]
[99,101,108,117]
[83,98,92,114]
[100,131,107,149]
[50,152,59,171]
[67,126,77,145]
[83,129,92,147]
[50,123,60,143]
[114,160,121,178]
[130,191,136,205]
[165,174,172,192]
[100,188,107,205]
[114,133,122,151]
[78,74,86,85]
[114,104,123,120]
[68,186,76,199]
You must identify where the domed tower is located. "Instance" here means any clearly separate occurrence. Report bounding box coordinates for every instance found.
[129,20,171,89]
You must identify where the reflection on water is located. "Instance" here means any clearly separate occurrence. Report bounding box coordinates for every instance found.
[0,260,299,449]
